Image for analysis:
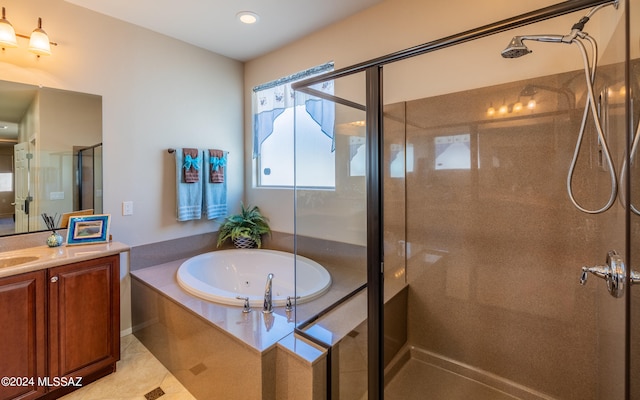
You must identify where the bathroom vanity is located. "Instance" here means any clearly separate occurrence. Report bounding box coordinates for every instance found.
[0,242,129,400]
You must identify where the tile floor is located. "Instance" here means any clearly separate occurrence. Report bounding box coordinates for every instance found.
[60,334,196,400]
[58,332,520,400]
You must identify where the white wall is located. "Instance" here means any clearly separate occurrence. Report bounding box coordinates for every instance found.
[244,0,624,237]
[0,0,244,247]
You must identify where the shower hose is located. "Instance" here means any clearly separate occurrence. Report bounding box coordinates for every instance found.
[566,32,619,214]
[619,107,640,216]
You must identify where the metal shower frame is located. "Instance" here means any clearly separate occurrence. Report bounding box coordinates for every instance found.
[291,0,632,398]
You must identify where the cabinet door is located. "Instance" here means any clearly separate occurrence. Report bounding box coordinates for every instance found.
[48,255,120,383]
[0,271,46,400]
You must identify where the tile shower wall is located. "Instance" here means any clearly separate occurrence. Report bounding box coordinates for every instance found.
[400,66,629,400]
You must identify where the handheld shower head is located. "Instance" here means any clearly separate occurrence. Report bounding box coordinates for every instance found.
[501,34,566,58]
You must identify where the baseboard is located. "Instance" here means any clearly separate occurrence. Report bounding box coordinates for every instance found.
[383,343,411,384]
[120,327,133,337]
[385,344,556,400]
[407,346,556,400]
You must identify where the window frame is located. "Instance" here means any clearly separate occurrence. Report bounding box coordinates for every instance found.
[252,63,335,189]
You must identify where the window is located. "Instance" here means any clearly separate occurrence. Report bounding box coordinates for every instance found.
[435,133,471,170]
[253,63,335,188]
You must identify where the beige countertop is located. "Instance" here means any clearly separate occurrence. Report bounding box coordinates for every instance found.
[0,241,130,278]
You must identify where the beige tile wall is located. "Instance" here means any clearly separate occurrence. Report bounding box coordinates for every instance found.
[397,66,630,399]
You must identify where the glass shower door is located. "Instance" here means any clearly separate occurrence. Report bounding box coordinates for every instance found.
[629,1,640,398]
[75,144,103,213]
[381,4,630,399]
[293,70,371,399]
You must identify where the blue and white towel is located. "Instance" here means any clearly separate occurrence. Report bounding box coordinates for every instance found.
[175,148,203,221]
[203,150,227,220]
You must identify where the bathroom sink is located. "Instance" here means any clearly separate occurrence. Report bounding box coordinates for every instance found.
[0,256,40,268]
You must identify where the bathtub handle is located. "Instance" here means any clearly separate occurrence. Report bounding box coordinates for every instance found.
[236,296,252,313]
[285,296,301,312]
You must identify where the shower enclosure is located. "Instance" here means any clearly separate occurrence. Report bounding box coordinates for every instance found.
[74,143,103,213]
[292,0,638,399]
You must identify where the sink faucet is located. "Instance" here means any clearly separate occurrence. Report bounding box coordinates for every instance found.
[263,273,274,314]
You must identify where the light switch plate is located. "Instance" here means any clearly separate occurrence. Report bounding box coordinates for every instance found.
[49,191,64,200]
[122,201,133,216]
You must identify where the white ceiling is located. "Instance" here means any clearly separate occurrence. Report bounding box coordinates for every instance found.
[0,81,37,140]
[64,0,383,62]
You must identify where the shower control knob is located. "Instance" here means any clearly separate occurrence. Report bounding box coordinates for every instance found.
[285,296,301,312]
[579,265,609,285]
[579,250,626,298]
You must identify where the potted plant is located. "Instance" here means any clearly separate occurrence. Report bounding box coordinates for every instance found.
[216,203,271,249]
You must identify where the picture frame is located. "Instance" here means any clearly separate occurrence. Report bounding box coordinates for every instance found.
[60,209,94,229]
[66,214,111,246]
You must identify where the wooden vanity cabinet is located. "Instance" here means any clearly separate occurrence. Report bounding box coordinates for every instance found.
[0,270,47,400]
[46,255,120,398]
[0,254,120,400]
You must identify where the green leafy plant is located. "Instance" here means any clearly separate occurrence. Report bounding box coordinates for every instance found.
[216,203,271,248]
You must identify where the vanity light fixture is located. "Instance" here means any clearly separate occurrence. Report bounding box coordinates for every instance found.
[237,11,259,24]
[0,7,18,49]
[0,8,56,56]
[487,97,533,117]
[28,18,51,56]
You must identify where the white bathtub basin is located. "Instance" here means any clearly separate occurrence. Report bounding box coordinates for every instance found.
[176,249,331,307]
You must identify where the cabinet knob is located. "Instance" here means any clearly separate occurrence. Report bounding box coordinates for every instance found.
[50,276,58,283]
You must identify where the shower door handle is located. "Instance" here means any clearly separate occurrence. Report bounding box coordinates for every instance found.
[579,250,626,298]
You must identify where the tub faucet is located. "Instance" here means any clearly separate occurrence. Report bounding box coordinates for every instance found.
[263,273,274,314]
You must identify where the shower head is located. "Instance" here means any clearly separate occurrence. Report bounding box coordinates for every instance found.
[501,34,566,58]
[501,36,531,58]
[502,1,618,59]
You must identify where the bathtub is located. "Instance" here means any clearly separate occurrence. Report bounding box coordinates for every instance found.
[176,249,332,307]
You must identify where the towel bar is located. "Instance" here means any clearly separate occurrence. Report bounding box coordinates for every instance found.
[167,148,229,154]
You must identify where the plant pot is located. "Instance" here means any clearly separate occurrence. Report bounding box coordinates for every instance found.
[233,237,257,249]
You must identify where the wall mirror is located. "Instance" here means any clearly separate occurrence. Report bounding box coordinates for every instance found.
[0,79,102,236]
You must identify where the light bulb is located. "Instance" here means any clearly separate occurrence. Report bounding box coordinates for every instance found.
[28,18,51,56]
[499,105,508,115]
[0,7,17,48]
[513,102,523,112]
[487,106,495,117]
[527,99,536,110]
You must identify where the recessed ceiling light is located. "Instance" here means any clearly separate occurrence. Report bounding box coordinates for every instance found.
[237,11,259,24]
